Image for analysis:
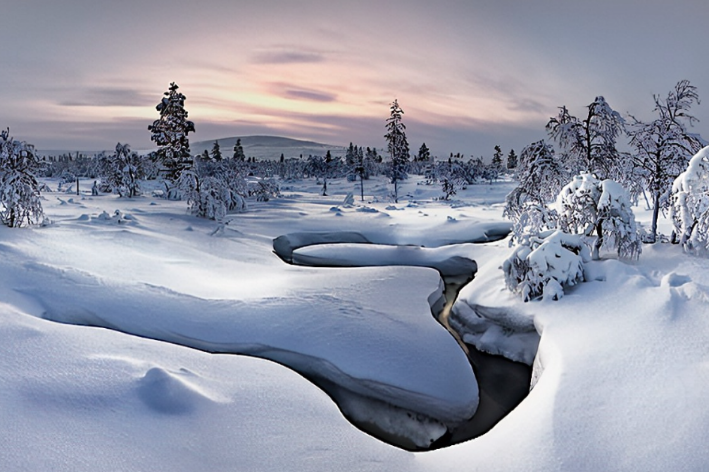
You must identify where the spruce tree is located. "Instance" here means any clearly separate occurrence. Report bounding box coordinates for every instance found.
[232,138,246,161]
[507,149,518,170]
[148,82,195,189]
[417,143,431,162]
[211,140,223,161]
[384,99,409,203]
[490,145,504,180]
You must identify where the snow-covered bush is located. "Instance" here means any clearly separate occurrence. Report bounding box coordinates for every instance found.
[670,146,709,253]
[249,178,280,202]
[503,230,590,301]
[596,179,642,260]
[0,129,44,227]
[556,173,602,236]
[180,159,249,220]
[557,173,641,260]
[505,201,558,245]
[504,173,641,301]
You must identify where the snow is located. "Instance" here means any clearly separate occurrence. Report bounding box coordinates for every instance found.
[292,242,478,279]
[0,185,479,449]
[2,174,709,470]
[0,304,416,471]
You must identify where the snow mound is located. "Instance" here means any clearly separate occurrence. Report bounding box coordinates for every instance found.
[92,209,137,225]
[137,367,219,414]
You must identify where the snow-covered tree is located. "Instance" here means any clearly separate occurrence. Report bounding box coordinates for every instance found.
[322,150,336,195]
[506,148,518,170]
[101,143,144,198]
[503,230,590,302]
[437,159,468,200]
[232,138,246,161]
[670,146,709,253]
[248,178,280,202]
[148,82,195,193]
[628,80,706,243]
[384,99,409,203]
[350,144,371,201]
[179,158,248,220]
[490,145,504,179]
[546,97,625,181]
[0,129,44,227]
[211,140,223,161]
[345,143,355,175]
[416,142,431,162]
[305,154,336,196]
[504,140,565,243]
[557,173,641,260]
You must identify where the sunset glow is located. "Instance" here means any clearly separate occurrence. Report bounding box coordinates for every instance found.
[1,0,707,157]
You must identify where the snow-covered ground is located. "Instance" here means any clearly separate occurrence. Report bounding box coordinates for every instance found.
[2,174,709,470]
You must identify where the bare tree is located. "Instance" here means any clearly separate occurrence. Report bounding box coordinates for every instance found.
[628,80,706,242]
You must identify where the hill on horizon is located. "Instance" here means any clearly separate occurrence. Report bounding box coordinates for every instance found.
[36,135,354,161]
[190,135,349,160]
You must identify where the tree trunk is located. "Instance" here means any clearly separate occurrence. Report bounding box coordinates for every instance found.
[650,190,661,244]
[642,188,651,211]
[360,175,364,201]
[593,220,603,260]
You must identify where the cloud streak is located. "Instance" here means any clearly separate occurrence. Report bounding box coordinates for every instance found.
[251,50,326,65]
[57,87,154,108]
[283,88,337,102]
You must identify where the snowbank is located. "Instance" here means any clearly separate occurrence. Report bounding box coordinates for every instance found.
[0,303,416,471]
[292,242,478,279]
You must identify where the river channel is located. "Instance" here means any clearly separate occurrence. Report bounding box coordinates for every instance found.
[274,234,533,451]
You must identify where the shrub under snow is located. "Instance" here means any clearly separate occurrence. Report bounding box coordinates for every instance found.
[670,146,709,254]
[0,129,44,227]
[503,230,590,302]
[504,173,641,302]
[557,173,641,260]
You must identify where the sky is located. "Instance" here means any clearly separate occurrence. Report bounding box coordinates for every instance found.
[1,0,708,158]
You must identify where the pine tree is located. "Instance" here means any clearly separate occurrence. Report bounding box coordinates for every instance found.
[417,143,431,162]
[0,128,44,227]
[322,150,333,195]
[232,138,245,161]
[366,146,381,164]
[211,140,223,161]
[490,145,504,181]
[353,144,369,201]
[384,99,409,203]
[344,142,353,181]
[148,82,195,190]
[507,149,518,170]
